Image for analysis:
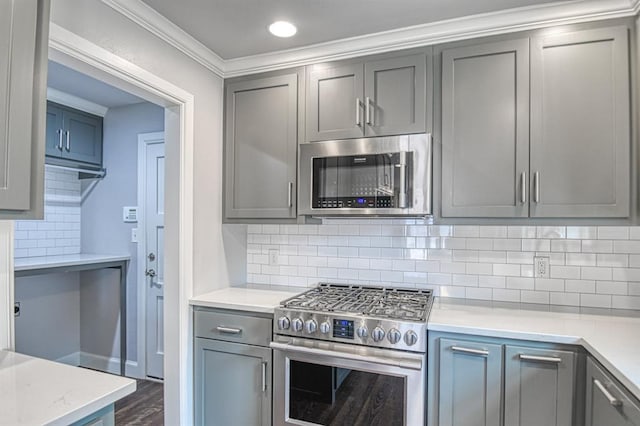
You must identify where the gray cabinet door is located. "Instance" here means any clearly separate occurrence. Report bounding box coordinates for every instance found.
[530,26,630,218]
[585,357,640,426]
[306,64,364,141]
[441,39,530,218]
[62,109,103,165]
[45,104,64,158]
[225,74,297,219]
[438,338,502,426]
[504,345,575,426]
[194,338,271,426]
[0,0,47,212]
[364,54,426,136]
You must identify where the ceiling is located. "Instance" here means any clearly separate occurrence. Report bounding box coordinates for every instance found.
[48,61,145,108]
[140,0,568,60]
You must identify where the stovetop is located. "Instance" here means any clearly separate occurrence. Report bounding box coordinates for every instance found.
[280,283,432,322]
[274,283,433,353]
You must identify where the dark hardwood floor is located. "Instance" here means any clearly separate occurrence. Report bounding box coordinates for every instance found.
[115,379,164,425]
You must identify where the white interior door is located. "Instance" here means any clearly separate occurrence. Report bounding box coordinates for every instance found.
[142,133,165,379]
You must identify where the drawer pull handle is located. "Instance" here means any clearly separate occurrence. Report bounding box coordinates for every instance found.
[519,354,562,364]
[451,346,489,356]
[261,361,267,392]
[594,379,623,407]
[215,326,242,335]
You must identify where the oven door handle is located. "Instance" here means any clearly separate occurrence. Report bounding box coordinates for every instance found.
[269,341,423,371]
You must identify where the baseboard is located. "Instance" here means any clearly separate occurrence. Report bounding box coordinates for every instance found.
[55,351,81,366]
[79,352,141,378]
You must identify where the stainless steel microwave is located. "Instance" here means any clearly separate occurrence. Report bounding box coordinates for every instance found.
[299,133,431,216]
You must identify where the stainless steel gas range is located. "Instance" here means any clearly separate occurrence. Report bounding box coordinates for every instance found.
[270,283,434,426]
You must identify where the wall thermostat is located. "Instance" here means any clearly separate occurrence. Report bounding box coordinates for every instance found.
[123,206,138,223]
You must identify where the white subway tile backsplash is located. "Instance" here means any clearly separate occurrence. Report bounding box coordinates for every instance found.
[246,223,640,309]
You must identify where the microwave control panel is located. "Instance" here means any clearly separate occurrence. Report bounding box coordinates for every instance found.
[315,196,393,209]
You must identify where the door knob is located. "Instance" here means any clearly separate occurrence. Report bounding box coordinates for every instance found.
[145,268,156,277]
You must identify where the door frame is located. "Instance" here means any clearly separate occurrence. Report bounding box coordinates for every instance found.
[34,24,194,424]
[137,131,165,380]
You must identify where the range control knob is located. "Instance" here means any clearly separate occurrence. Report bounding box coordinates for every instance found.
[319,321,331,334]
[372,327,385,342]
[277,316,291,330]
[305,319,318,334]
[404,330,418,346]
[292,318,304,332]
[387,328,402,344]
[356,326,368,339]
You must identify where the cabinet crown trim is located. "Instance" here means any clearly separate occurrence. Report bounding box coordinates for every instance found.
[102,0,638,78]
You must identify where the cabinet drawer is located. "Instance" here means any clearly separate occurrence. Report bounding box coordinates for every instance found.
[586,357,640,425]
[194,309,272,347]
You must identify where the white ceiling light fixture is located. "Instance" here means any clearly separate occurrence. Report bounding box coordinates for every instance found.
[269,21,297,38]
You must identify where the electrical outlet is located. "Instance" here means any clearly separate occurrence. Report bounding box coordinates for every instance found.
[269,249,279,266]
[534,256,550,278]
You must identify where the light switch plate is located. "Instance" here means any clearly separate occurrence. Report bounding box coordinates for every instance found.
[131,228,138,243]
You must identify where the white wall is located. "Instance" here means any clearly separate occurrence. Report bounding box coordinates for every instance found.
[80,101,164,369]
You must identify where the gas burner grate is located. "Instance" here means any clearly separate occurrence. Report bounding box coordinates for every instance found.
[280,283,433,322]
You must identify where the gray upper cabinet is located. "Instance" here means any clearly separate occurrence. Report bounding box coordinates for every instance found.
[0,0,49,218]
[585,357,640,426]
[441,39,530,218]
[530,26,630,218]
[46,102,103,167]
[307,64,364,141]
[306,53,427,141]
[224,73,298,219]
[504,345,575,426]
[437,337,502,426]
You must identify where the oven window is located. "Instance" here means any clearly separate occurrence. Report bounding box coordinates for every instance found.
[289,360,405,426]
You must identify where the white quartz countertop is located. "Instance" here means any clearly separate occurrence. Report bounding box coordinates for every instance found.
[0,350,135,426]
[429,299,640,400]
[190,287,299,313]
[14,254,130,272]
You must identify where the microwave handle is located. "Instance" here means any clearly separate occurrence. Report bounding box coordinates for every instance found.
[398,151,409,208]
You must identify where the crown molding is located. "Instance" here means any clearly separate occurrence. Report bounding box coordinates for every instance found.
[101,0,225,77]
[47,88,109,116]
[102,0,639,78]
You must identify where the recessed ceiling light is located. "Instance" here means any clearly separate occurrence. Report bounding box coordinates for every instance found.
[269,21,297,38]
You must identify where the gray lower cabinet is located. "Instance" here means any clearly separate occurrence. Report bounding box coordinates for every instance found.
[70,404,114,426]
[429,332,579,426]
[46,101,103,167]
[437,338,502,426]
[194,308,272,426]
[0,0,49,218]
[530,26,630,218]
[224,73,298,219]
[504,345,575,426]
[306,53,427,141]
[441,38,529,218]
[586,357,640,426]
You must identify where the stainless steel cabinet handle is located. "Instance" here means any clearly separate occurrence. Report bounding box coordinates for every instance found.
[261,361,267,392]
[519,354,562,363]
[365,96,372,125]
[57,129,64,151]
[521,172,526,204]
[65,131,71,152]
[534,171,540,203]
[287,182,293,208]
[594,379,623,407]
[451,346,489,356]
[215,326,242,335]
[355,97,361,126]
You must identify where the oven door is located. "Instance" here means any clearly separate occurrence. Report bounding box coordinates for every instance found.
[271,336,425,426]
